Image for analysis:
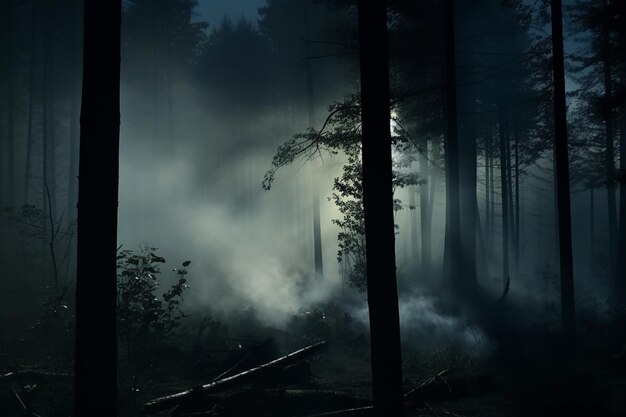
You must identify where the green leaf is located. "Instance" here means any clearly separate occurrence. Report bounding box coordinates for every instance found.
[182,260,191,267]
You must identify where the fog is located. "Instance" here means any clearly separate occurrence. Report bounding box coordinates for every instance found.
[0,0,624,415]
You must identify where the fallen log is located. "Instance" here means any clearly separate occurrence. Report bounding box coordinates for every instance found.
[0,370,71,384]
[142,340,327,415]
[303,406,374,417]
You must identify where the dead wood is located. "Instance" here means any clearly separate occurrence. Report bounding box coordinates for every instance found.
[303,405,374,417]
[142,340,327,415]
[0,370,70,384]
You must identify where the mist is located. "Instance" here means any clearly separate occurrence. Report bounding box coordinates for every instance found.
[1,0,625,416]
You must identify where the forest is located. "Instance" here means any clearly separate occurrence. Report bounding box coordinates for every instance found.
[0,0,625,416]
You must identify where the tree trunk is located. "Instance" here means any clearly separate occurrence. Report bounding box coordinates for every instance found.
[409,184,418,259]
[488,132,496,253]
[458,89,478,298]
[66,0,82,228]
[6,0,16,207]
[420,149,431,276]
[24,0,37,205]
[550,0,576,345]
[514,128,520,276]
[590,184,595,279]
[74,1,121,416]
[506,127,514,274]
[485,134,491,258]
[602,4,618,285]
[357,1,404,415]
[443,0,463,308]
[498,111,509,288]
[41,19,50,270]
[619,106,625,292]
[67,60,80,226]
[48,73,57,220]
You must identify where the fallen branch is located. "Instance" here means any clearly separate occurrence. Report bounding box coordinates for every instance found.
[0,370,71,384]
[304,406,374,417]
[142,340,327,414]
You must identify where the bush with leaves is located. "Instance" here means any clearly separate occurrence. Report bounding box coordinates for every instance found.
[264,95,419,290]
[116,246,191,367]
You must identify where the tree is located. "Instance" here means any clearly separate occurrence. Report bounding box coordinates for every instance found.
[74,1,121,415]
[569,0,626,295]
[443,0,464,306]
[123,0,206,152]
[550,0,576,345]
[357,1,404,416]
[302,0,324,278]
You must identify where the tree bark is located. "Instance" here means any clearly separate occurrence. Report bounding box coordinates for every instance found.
[550,0,576,345]
[506,126,514,274]
[420,149,431,276]
[409,184,418,259]
[443,0,463,307]
[514,127,520,276]
[357,1,404,415]
[602,0,618,285]
[498,110,509,288]
[66,0,82,228]
[24,0,37,205]
[590,184,595,279]
[6,0,16,207]
[619,107,625,292]
[485,133,491,257]
[74,1,121,416]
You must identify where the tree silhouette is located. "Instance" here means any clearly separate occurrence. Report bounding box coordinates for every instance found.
[74,1,121,415]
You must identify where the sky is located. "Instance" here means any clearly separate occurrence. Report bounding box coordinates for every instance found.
[195,0,265,27]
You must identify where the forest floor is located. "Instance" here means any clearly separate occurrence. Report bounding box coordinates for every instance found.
[2,305,626,416]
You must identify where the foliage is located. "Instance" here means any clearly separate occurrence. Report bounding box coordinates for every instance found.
[117,246,192,366]
[264,94,419,290]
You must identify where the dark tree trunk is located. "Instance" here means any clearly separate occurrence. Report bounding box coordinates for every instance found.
[489,131,495,254]
[409,184,418,258]
[24,0,37,205]
[0,2,4,211]
[74,2,121,416]
[41,19,50,254]
[602,2,618,285]
[6,0,16,207]
[619,106,625,291]
[48,75,57,220]
[357,1,404,415]
[485,134,491,257]
[66,0,82,228]
[459,122,478,296]
[498,111,509,288]
[550,0,576,345]
[428,156,436,223]
[41,0,56,221]
[443,0,463,307]
[420,150,431,276]
[514,128,520,275]
[590,184,595,279]
[506,127,514,275]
